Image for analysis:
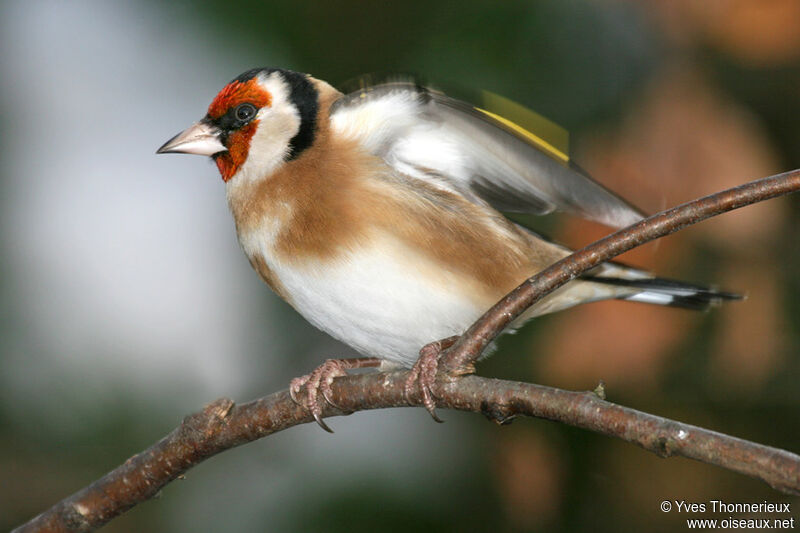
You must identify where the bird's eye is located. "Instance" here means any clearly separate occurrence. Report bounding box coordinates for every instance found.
[235,103,257,123]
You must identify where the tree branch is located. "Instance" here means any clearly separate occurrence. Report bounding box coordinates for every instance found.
[14,373,800,533]
[13,169,800,532]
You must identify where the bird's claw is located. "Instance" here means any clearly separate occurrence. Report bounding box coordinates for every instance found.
[404,336,460,422]
[290,357,382,433]
[289,359,349,433]
[313,412,334,433]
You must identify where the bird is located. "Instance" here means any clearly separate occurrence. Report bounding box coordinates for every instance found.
[157,67,739,430]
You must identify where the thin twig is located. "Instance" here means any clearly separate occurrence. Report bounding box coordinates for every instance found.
[441,169,800,374]
[13,169,800,532]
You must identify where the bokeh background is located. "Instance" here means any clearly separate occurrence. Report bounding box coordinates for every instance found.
[2,1,799,531]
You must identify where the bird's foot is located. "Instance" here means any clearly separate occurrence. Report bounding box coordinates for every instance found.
[290,357,381,433]
[404,336,461,422]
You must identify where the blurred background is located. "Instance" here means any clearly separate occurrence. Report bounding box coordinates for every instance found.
[2,1,799,531]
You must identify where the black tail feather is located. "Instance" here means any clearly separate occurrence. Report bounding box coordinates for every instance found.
[584,276,743,311]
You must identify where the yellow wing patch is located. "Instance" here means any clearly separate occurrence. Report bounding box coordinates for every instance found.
[477,91,570,164]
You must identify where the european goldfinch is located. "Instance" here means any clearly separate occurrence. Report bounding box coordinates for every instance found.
[158,67,737,427]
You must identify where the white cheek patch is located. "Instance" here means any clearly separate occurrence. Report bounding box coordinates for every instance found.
[232,72,301,184]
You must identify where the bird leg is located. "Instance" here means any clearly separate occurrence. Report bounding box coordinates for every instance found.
[404,335,461,422]
[290,357,381,433]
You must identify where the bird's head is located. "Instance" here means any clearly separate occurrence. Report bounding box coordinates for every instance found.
[157,67,319,182]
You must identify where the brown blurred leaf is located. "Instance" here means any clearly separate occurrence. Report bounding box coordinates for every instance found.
[584,67,783,249]
[536,301,689,391]
[642,0,800,65]
[492,430,564,530]
[710,262,786,391]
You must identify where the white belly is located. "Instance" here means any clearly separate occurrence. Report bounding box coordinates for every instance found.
[257,231,490,367]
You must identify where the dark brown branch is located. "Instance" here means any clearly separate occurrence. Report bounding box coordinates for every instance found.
[14,373,800,532]
[441,168,800,373]
[13,169,800,532]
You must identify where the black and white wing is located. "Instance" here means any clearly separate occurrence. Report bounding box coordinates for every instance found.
[329,81,644,229]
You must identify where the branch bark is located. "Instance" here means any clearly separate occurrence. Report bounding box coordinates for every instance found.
[13,169,800,532]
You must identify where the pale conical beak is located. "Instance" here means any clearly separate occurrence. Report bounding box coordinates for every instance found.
[156,121,227,156]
